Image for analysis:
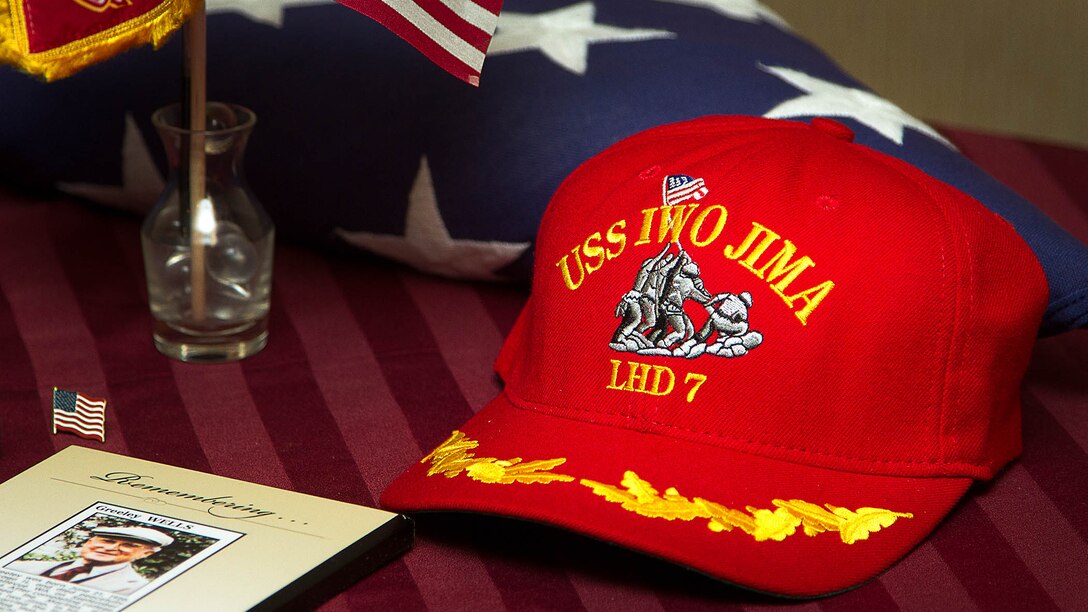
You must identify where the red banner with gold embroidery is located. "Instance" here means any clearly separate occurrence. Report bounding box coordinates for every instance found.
[0,0,194,80]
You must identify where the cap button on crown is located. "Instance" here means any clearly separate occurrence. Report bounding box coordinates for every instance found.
[810,117,855,142]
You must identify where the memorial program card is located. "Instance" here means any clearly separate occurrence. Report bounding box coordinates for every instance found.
[0,446,413,611]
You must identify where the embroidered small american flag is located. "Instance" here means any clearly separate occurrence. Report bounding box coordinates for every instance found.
[52,388,107,442]
[663,175,708,206]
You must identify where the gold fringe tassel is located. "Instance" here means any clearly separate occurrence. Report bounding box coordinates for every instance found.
[0,0,196,80]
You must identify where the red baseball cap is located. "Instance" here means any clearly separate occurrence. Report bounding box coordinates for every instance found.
[381,116,1048,597]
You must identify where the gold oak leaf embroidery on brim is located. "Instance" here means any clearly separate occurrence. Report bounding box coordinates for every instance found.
[421,432,912,544]
[423,431,576,484]
[581,472,913,544]
[772,499,916,544]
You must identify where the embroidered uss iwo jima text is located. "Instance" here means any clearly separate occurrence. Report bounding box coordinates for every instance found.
[554,191,835,325]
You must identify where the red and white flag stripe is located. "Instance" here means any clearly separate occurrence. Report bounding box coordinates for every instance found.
[336,0,504,86]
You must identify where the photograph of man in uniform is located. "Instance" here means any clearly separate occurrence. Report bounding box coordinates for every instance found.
[7,526,174,596]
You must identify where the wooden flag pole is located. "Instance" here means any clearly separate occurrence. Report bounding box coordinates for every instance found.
[183,0,207,322]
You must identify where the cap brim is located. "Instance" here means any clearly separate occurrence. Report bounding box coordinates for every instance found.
[91,533,166,547]
[381,394,970,598]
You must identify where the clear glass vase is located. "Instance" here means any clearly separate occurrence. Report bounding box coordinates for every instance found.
[142,102,274,362]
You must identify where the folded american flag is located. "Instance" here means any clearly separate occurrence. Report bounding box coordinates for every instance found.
[52,388,107,442]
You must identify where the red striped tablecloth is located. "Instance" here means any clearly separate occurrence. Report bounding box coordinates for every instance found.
[0,127,1085,610]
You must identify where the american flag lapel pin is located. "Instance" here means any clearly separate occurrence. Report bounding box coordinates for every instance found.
[52,388,107,443]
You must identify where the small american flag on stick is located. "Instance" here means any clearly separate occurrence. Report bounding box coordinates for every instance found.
[52,388,107,442]
[335,0,503,86]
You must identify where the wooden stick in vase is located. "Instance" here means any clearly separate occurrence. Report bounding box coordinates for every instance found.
[184,0,207,322]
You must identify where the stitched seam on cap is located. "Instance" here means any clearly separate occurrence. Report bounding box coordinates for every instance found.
[863,150,959,467]
[910,175,958,467]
